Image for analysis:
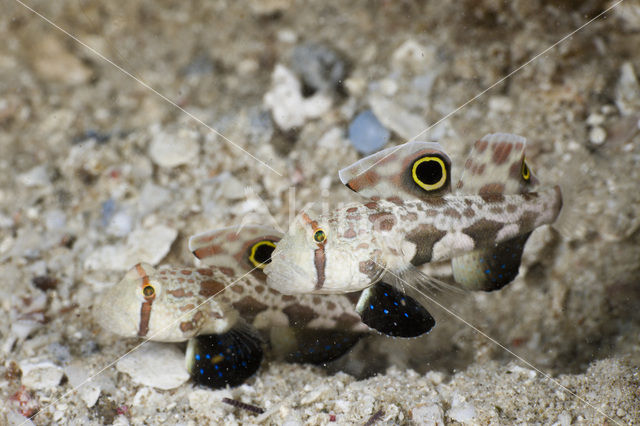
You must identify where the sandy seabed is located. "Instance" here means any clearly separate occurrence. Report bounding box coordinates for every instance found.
[1,1,639,424]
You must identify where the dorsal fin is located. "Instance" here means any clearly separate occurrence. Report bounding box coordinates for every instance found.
[338,141,452,201]
[189,225,283,279]
[452,133,537,291]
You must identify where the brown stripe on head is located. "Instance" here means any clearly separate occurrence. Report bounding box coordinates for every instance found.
[462,219,504,247]
[135,263,154,337]
[492,141,513,165]
[193,244,223,260]
[314,246,326,290]
[344,170,380,192]
[232,296,268,322]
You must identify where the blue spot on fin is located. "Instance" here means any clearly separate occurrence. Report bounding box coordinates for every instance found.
[356,281,435,337]
[186,322,263,389]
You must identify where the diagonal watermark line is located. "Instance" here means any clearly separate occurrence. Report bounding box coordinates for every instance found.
[24,265,263,425]
[354,0,625,178]
[375,262,623,426]
[13,0,283,177]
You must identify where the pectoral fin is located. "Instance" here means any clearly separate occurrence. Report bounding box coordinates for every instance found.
[186,322,263,389]
[355,281,436,337]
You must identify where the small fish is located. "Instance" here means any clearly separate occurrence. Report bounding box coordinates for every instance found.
[93,226,371,389]
[265,133,562,297]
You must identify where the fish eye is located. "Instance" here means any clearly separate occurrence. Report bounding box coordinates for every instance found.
[142,284,155,298]
[412,155,447,191]
[248,240,277,269]
[313,229,327,243]
[521,157,531,181]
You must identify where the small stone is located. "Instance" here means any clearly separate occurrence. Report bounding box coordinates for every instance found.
[291,42,347,93]
[589,126,607,146]
[64,363,102,408]
[116,342,189,390]
[31,37,92,85]
[17,165,50,187]
[19,359,65,390]
[411,403,444,426]
[391,40,436,73]
[447,403,476,422]
[488,96,513,113]
[348,110,390,155]
[369,95,428,140]
[615,62,640,116]
[106,211,133,238]
[264,64,332,131]
[149,126,200,168]
[586,113,605,127]
[138,183,171,217]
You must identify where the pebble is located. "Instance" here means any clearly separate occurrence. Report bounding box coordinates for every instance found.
[19,359,65,390]
[290,43,346,93]
[64,363,102,408]
[589,126,607,146]
[17,165,50,187]
[116,342,190,390]
[411,403,445,425]
[348,110,390,155]
[263,64,332,131]
[615,62,640,116]
[586,113,605,127]
[31,37,92,85]
[138,182,171,217]
[149,126,200,168]
[84,224,177,271]
[391,40,436,73]
[369,95,428,140]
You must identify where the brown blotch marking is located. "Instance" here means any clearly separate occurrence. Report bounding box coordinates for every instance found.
[193,244,223,259]
[219,266,235,278]
[364,201,379,210]
[169,270,177,275]
[387,196,404,206]
[181,269,192,276]
[462,219,504,247]
[282,303,318,327]
[518,211,539,233]
[479,192,506,203]
[477,163,486,175]
[515,142,523,151]
[522,191,539,201]
[479,183,506,195]
[313,296,322,305]
[346,207,358,213]
[167,288,194,298]
[506,204,518,213]
[343,228,357,239]
[326,301,336,311]
[335,312,362,329]
[179,321,195,332]
[490,206,504,214]
[463,207,475,218]
[346,214,361,221]
[232,296,268,322]
[443,208,462,219]
[406,224,447,265]
[282,295,296,302]
[492,141,513,165]
[423,197,447,206]
[345,170,380,192]
[456,181,464,189]
[402,212,418,221]
[187,279,194,284]
[465,158,473,169]
[268,288,279,295]
[359,260,379,280]
[177,277,185,283]
[356,242,369,250]
[199,279,226,297]
[231,285,244,294]
[180,303,196,312]
[197,268,213,276]
[475,139,489,153]
[255,285,265,294]
[464,199,474,206]
[369,212,395,231]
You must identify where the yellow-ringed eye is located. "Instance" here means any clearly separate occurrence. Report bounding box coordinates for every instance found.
[248,240,276,269]
[412,156,447,192]
[142,284,155,298]
[521,157,531,181]
[313,229,326,243]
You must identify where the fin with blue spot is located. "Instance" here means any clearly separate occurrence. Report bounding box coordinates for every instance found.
[280,328,366,364]
[452,133,538,291]
[185,322,263,389]
[355,280,436,337]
